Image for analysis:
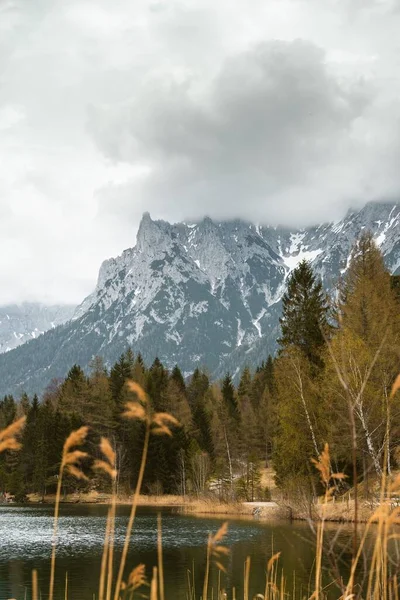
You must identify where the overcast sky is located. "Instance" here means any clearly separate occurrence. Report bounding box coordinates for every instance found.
[1,0,400,305]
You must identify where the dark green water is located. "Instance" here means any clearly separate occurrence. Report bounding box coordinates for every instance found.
[0,504,355,599]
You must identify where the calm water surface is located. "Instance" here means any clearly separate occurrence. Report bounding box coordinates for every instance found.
[0,504,355,599]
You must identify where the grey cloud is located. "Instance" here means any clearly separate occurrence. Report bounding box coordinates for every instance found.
[91,40,373,226]
[2,0,400,304]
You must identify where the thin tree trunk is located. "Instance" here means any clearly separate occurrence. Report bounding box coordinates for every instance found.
[385,387,391,476]
[356,403,382,477]
[292,359,319,457]
[224,427,234,500]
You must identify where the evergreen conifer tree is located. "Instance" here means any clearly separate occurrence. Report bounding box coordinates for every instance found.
[221,373,239,421]
[171,365,186,393]
[278,259,330,367]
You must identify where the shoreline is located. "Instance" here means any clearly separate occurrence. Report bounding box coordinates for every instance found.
[21,492,384,524]
[25,492,291,520]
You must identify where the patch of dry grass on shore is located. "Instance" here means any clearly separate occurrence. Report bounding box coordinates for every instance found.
[27,492,186,506]
[27,491,390,523]
[289,497,379,523]
[26,492,290,520]
[315,498,399,523]
[182,498,251,516]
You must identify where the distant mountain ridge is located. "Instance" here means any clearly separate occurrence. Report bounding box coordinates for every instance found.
[0,201,399,397]
[0,303,75,354]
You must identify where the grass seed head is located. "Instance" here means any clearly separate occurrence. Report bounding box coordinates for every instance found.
[99,437,116,467]
[208,522,230,572]
[0,438,22,453]
[390,373,400,399]
[151,412,180,436]
[311,443,331,486]
[152,413,179,427]
[63,426,89,455]
[211,522,228,545]
[267,552,281,572]
[126,380,148,404]
[390,473,400,492]
[62,450,88,466]
[93,459,117,480]
[0,416,26,442]
[122,401,147,422]
[311,443,346,490]
[66,464,88,480]
[126,564,147,591]
[61,427,89,479]
[0,416,26,454]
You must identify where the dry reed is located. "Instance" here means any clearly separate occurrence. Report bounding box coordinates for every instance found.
[113,380,179,600]
[31,570,38,600]
[123,563,147,598]
[49,425,89,600]
[244,557,250,600]
[0,416,26,454]
[93,437,118,600]
[150,566,158,600]
[157,513,165,600]
[203,522,229,600]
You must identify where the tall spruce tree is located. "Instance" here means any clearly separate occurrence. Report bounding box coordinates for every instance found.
[171,365,186,393]
[278,260,330,367]
[221,373,239,422]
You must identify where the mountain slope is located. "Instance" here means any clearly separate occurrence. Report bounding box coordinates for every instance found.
[0,201,399,398]
[0,303,75,354]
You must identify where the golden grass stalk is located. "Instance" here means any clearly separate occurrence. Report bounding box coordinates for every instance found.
[157,513,165,600]
[126,380,148,403]
[152,413,179,438]
[101,437,116,466]
[113,381,179,600]
[93,437,118,600]
[0,416,26,454]
[106,483,117,599]
[203,535,211,600]
[32,569,38,600]
[187,569,193,600]
[390,373,400,399]
[99,508,112,600]
[244,556,250,600]
[150,566,158,600]
[49,426,89,600]
[264,552,281,600]
[113,390,150,600]
[203,523,229,600]
[122,563,147,599]
[311,444,347,600]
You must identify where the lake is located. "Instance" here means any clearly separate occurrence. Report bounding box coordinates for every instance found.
[0,504,357,599]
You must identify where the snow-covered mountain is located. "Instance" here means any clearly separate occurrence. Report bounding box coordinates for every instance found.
[0,303,75,353]
[0,201,399,397]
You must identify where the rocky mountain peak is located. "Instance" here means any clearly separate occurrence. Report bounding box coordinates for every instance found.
[0,201,399,397]
[136,212,172,255]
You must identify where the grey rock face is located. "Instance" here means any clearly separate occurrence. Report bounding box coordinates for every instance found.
[0,201,399,397]
[0,303,75,354]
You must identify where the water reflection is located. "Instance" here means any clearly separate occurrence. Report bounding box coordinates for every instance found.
[0,504,363,599]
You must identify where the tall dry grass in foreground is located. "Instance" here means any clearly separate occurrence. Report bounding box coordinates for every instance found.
[49,425,89,600]
[0,415,25,453]
[2,377,400,599]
